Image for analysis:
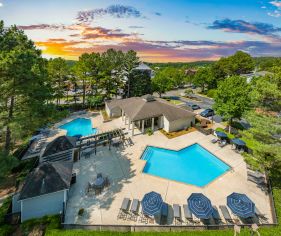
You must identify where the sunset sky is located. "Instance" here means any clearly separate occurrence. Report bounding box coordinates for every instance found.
[1,0,281,62]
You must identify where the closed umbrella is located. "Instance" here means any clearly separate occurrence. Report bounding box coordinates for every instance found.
[188,193,213,219]
[141,191,163,216]
[227,192,255,218]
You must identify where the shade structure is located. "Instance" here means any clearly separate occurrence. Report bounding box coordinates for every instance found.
[188,193,213,219]
[73,134,82,140]
[215,131,228,139]
[227,192,255,218]
[141,191,163,216]
[231,138,246,146]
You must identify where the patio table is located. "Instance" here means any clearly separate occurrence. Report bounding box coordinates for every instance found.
[90,177,105,189]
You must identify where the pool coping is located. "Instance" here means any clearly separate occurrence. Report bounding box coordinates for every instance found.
[56,117,98,137]
[139,142,233,188]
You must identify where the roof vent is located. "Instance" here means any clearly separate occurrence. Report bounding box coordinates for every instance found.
[142,94,155,102]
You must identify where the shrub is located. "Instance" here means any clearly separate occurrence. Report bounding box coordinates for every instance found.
[0,153,19,180]
[21,215,61,233]
[146,128,153,136]
[78,208,84,216]
[184,88,193,96]
[0,225,13,236]
[206,89,217,98]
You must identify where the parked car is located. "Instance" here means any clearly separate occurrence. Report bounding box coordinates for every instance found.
[191,104,201,110]
[200,108,215,117]
[187,103,201,110]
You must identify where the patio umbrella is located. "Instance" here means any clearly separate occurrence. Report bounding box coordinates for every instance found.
[231,138,246,147]
[227,192,255,218]
[141,191,163,216]
[215,131,228,139]
[187,193,213,219]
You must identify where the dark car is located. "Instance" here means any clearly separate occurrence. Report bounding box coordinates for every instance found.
[200,108,215,117]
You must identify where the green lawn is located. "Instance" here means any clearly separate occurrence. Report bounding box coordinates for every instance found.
[168,99,183,105]
[45,188,281,236]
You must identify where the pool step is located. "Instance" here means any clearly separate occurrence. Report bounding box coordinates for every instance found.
[142,148,153,161]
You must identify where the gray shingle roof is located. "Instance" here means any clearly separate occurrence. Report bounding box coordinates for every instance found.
[43,136,77,157]
[18,161,73,200]
[106,96,195,122]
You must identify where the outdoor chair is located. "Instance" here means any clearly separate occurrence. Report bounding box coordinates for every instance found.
[211,138,218,144]
[160,203,168,225]
[104,176,110,187]
[183,204,193,224]
[219,205,233,224]
[129,199,140,221]
[247,171,264,179]
[173,204,181,225]
[117,198,131,220]
[212,206,222,224]
[219,140,227,148]
[247,175,266,185]
[140,212,154,224]
[255,207,268,223]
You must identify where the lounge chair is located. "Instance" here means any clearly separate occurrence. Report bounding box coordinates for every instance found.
[219,140,227,148]
[160,203,168,225]
[247,171,264,179]
[130,199,140,221]
[219,205,233,223]
[255,207,268,223]
[183,204,193,223]
[173,204,181,225]
[211,138,218,144]
[212,206,222,224]
[247,175,266,185]
[117,198,131,220]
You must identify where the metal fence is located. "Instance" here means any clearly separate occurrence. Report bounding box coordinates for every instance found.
[62,223,278,232]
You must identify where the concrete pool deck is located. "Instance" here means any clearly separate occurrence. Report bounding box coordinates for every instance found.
[62,114,274,226]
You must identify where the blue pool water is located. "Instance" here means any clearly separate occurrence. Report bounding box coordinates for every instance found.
[59,118,97,137]
[141,144,230,187]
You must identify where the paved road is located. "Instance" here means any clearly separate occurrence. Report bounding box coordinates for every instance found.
[160,89,223,123]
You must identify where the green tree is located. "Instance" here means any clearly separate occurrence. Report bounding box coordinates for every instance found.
[100,49,125,99]
[47,57,69,106]
[251,75,281,111]
[193,67,214,92]
[152,69,174,97]
[213,76,250,132]
[127,70,152,97]
[0,21,51,152]
[242,112,281,174]
[211,51,255,83]
[227,51,255,75]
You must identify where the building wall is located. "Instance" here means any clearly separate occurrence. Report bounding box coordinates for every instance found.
[105,103,122,118]
[12,193,21,213]
[21,190,67,222]
[163,116,195,133]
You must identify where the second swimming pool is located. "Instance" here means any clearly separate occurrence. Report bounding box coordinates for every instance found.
[141,144,230,187]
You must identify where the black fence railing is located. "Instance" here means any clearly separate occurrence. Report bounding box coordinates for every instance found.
[62,222,278,232]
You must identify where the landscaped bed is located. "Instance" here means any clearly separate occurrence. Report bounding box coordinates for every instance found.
[159,127,197,139]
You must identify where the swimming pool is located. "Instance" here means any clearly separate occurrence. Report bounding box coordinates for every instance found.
[59,118,97,137]
[141,144,230,187]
